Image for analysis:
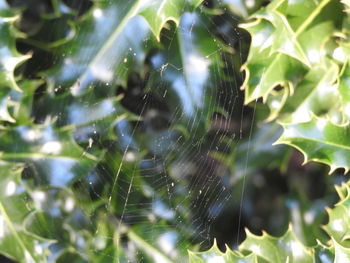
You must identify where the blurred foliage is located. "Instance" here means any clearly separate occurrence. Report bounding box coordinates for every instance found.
[0,0,349,262]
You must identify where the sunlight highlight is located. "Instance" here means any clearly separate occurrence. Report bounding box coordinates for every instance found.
[0,215,4,238]
[64,197,75,212]
[157,231,178,255]
[5,180,16,196]
[0,47,21,71]
[307,49,320,63]
[93,9,103,18]
[41,141,62,154]
[332,219,344,232]
[207,255,225,263]
[290,241,304,257]
[316,118,327,130]
[333,47,346,62]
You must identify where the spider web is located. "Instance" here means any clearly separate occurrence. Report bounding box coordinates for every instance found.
[70,2,252,262]
[84,4,256,261]
[3,0,260,262]
[37,1,350,263]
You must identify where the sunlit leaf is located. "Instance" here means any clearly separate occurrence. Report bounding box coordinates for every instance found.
[276,117,350,173]
[241,0,350,172]
[0,123,98,186]
[189,240,255,262]
[188,179,350,262]
[324,182,350,247]
[147,10,233,129]
[339,61,350,122]
[0,163,52,263]
[46,0,204,95]
[0,0,30,92]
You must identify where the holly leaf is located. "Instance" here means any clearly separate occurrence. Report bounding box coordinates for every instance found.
[324,183,350,247]
[0,123,98,187]
[0,0,31,92]
[274,61,341,123]
[47,0,204,95]
[0,163,52,263]
[240,226,314,263]
[0,80,41,124]
[275,117,350,173]
[240,0,346,119]
[188,240,255,263]
[147,10,232,128]
[188,227,335,263]
[339,61,350,122]
[188,179,350,262]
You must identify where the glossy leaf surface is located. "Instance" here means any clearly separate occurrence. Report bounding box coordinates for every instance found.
[0,123,97,186]
[0,163,51,263]
[276,117,350,174]
[189,181,350,262]
[242,0,348,123]
[47,0,203,95]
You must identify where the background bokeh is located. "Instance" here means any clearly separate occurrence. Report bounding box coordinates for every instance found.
[0,0,347,262]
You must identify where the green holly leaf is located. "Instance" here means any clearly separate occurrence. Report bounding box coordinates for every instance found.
[240,0,347,119]
[0,0,30,92]
[188,240,256,263]
[240,0,350,172]
[33,87,128,128]
[0,80,41,124]
[47,0,204,95]
[0,123,98,186]
[139,0,203,39]
[188,228,333,263]
[339,61,350,122]
[147,10,232,128]
[275,117,350,173]
[333,238,350,263]
[0,163,52,263]
[274,61,341,123]
[188,179,350,262]
[324,183,350,247]
[240,226,314,263]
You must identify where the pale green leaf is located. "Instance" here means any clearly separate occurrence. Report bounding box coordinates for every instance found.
[324,183,350,247]
[240,0,345,113]
[189,240,256,263]
[276,117,350,173]
[0,0,30,91]
[0,163,52,263]
[188,181,350,262]
[47,0,204,94]
[0,123,98,186]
